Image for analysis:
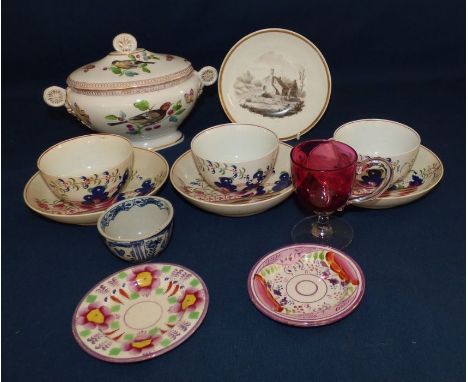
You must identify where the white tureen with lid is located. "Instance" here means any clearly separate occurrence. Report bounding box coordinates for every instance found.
[44,33,218,150]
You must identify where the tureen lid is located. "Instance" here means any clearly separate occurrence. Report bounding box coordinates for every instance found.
[67,33,193,92]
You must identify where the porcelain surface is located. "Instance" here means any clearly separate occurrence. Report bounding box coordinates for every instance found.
[333,119,421,184]
[191,124,279,192]
[72,263,208,363]
[218,28,331,141]
[356,145,443,209]
[171,143,293,217]
[247,244,365,327]
[37,134,134,204]
[98,197,173,263]
[43,33,217,150]
[24,148,169,225]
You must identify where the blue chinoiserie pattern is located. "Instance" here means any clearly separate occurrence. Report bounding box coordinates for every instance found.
[107,224,173,263]
[100,198,172,263]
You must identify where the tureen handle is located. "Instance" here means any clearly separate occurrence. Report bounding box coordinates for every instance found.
[197,66,218,87]
[43,86,67,107]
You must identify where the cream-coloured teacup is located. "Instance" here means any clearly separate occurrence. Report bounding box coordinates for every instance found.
[333,119,420,184]
[191,123,279,193]
[37,134,134,206]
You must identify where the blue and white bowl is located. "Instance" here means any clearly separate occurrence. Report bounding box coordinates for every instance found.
[97,196,173,263]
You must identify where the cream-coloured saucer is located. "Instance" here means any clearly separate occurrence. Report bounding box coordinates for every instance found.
[358,145,443,209]
[218,28,331,141]
[170,142,294,217]
[24,148,169,225]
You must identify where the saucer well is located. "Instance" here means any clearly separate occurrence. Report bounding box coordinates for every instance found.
[170,142,294,217]
[23,148,169,225]
[218,28,331,141]
[72,263,208,363]
[357,145,443,209]
[247,244,365,327]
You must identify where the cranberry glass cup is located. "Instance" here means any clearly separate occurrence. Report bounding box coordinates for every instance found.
[290,140,393,248]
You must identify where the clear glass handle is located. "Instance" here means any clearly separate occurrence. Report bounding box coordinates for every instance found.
[348,157,393,204]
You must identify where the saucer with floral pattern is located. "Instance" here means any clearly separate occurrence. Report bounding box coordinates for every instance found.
[248,244,365,327]
[170,142,294,217]
[72,263,208,363]
[357,146,443,209]
[23,148,169,225]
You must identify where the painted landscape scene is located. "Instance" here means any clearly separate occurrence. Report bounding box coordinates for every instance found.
[234,52,306,118]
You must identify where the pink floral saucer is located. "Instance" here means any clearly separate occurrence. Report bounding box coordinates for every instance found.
[72,263,208,363]
[247,244,365,327]
[23,148,168,225]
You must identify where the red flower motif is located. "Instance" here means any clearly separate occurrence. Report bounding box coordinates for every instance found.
[122,334,161,354]
[169,288,204,315]
[76,303,114,329]
[36,200,49,210]
[127,266,161,296]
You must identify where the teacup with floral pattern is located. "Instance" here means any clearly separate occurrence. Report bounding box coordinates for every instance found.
[37,134,134,206]
[333,119,421,185]
[191,123,279,193]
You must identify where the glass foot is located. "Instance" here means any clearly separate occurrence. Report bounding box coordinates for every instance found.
[291,215,354,249]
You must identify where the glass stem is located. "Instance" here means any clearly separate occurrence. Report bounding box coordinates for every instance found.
[311,214,333,239]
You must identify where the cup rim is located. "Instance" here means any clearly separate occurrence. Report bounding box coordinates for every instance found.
[97,196,174,242]
[290,139,358,172]
[333,118,421,157]
[190,123,279,164]
[37,133,134,178]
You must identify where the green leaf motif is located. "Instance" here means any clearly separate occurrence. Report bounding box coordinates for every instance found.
[172,101,182,111]
[109,348,121,356]
[111,305,121,312]
[133,100,150,111]
[128,54,136,61]
[148,327,159,335]
[168,296,177,304]
[124,334,134,341]
[86,295,97,303]
[111,67,122,75]
[319,252,324,260]
[118,272,127,279]
[131,292,140,300]
[105,114,119,120]
[142,66,151,73]
[175,108,185,116]
[190,279,200,287]
[161,265,172,273]
[155,288,164,295]
[125,71,139,77]
[189,311,200,320]
[168,315,178,323]
[111,321,120,329]
[161,339,171,347]
[80,329,91,337]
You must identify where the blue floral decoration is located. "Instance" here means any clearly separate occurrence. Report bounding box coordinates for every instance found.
[136,179,155,195]
[360,169,384,187]
[82,185,109,205]
[214,177,237,192]
[408,174,423,187]
[272,172,292,192]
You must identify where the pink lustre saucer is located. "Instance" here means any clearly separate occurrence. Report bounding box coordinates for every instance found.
[72,263,209,363]
[247,244,365,327]
[23,148,169,225]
